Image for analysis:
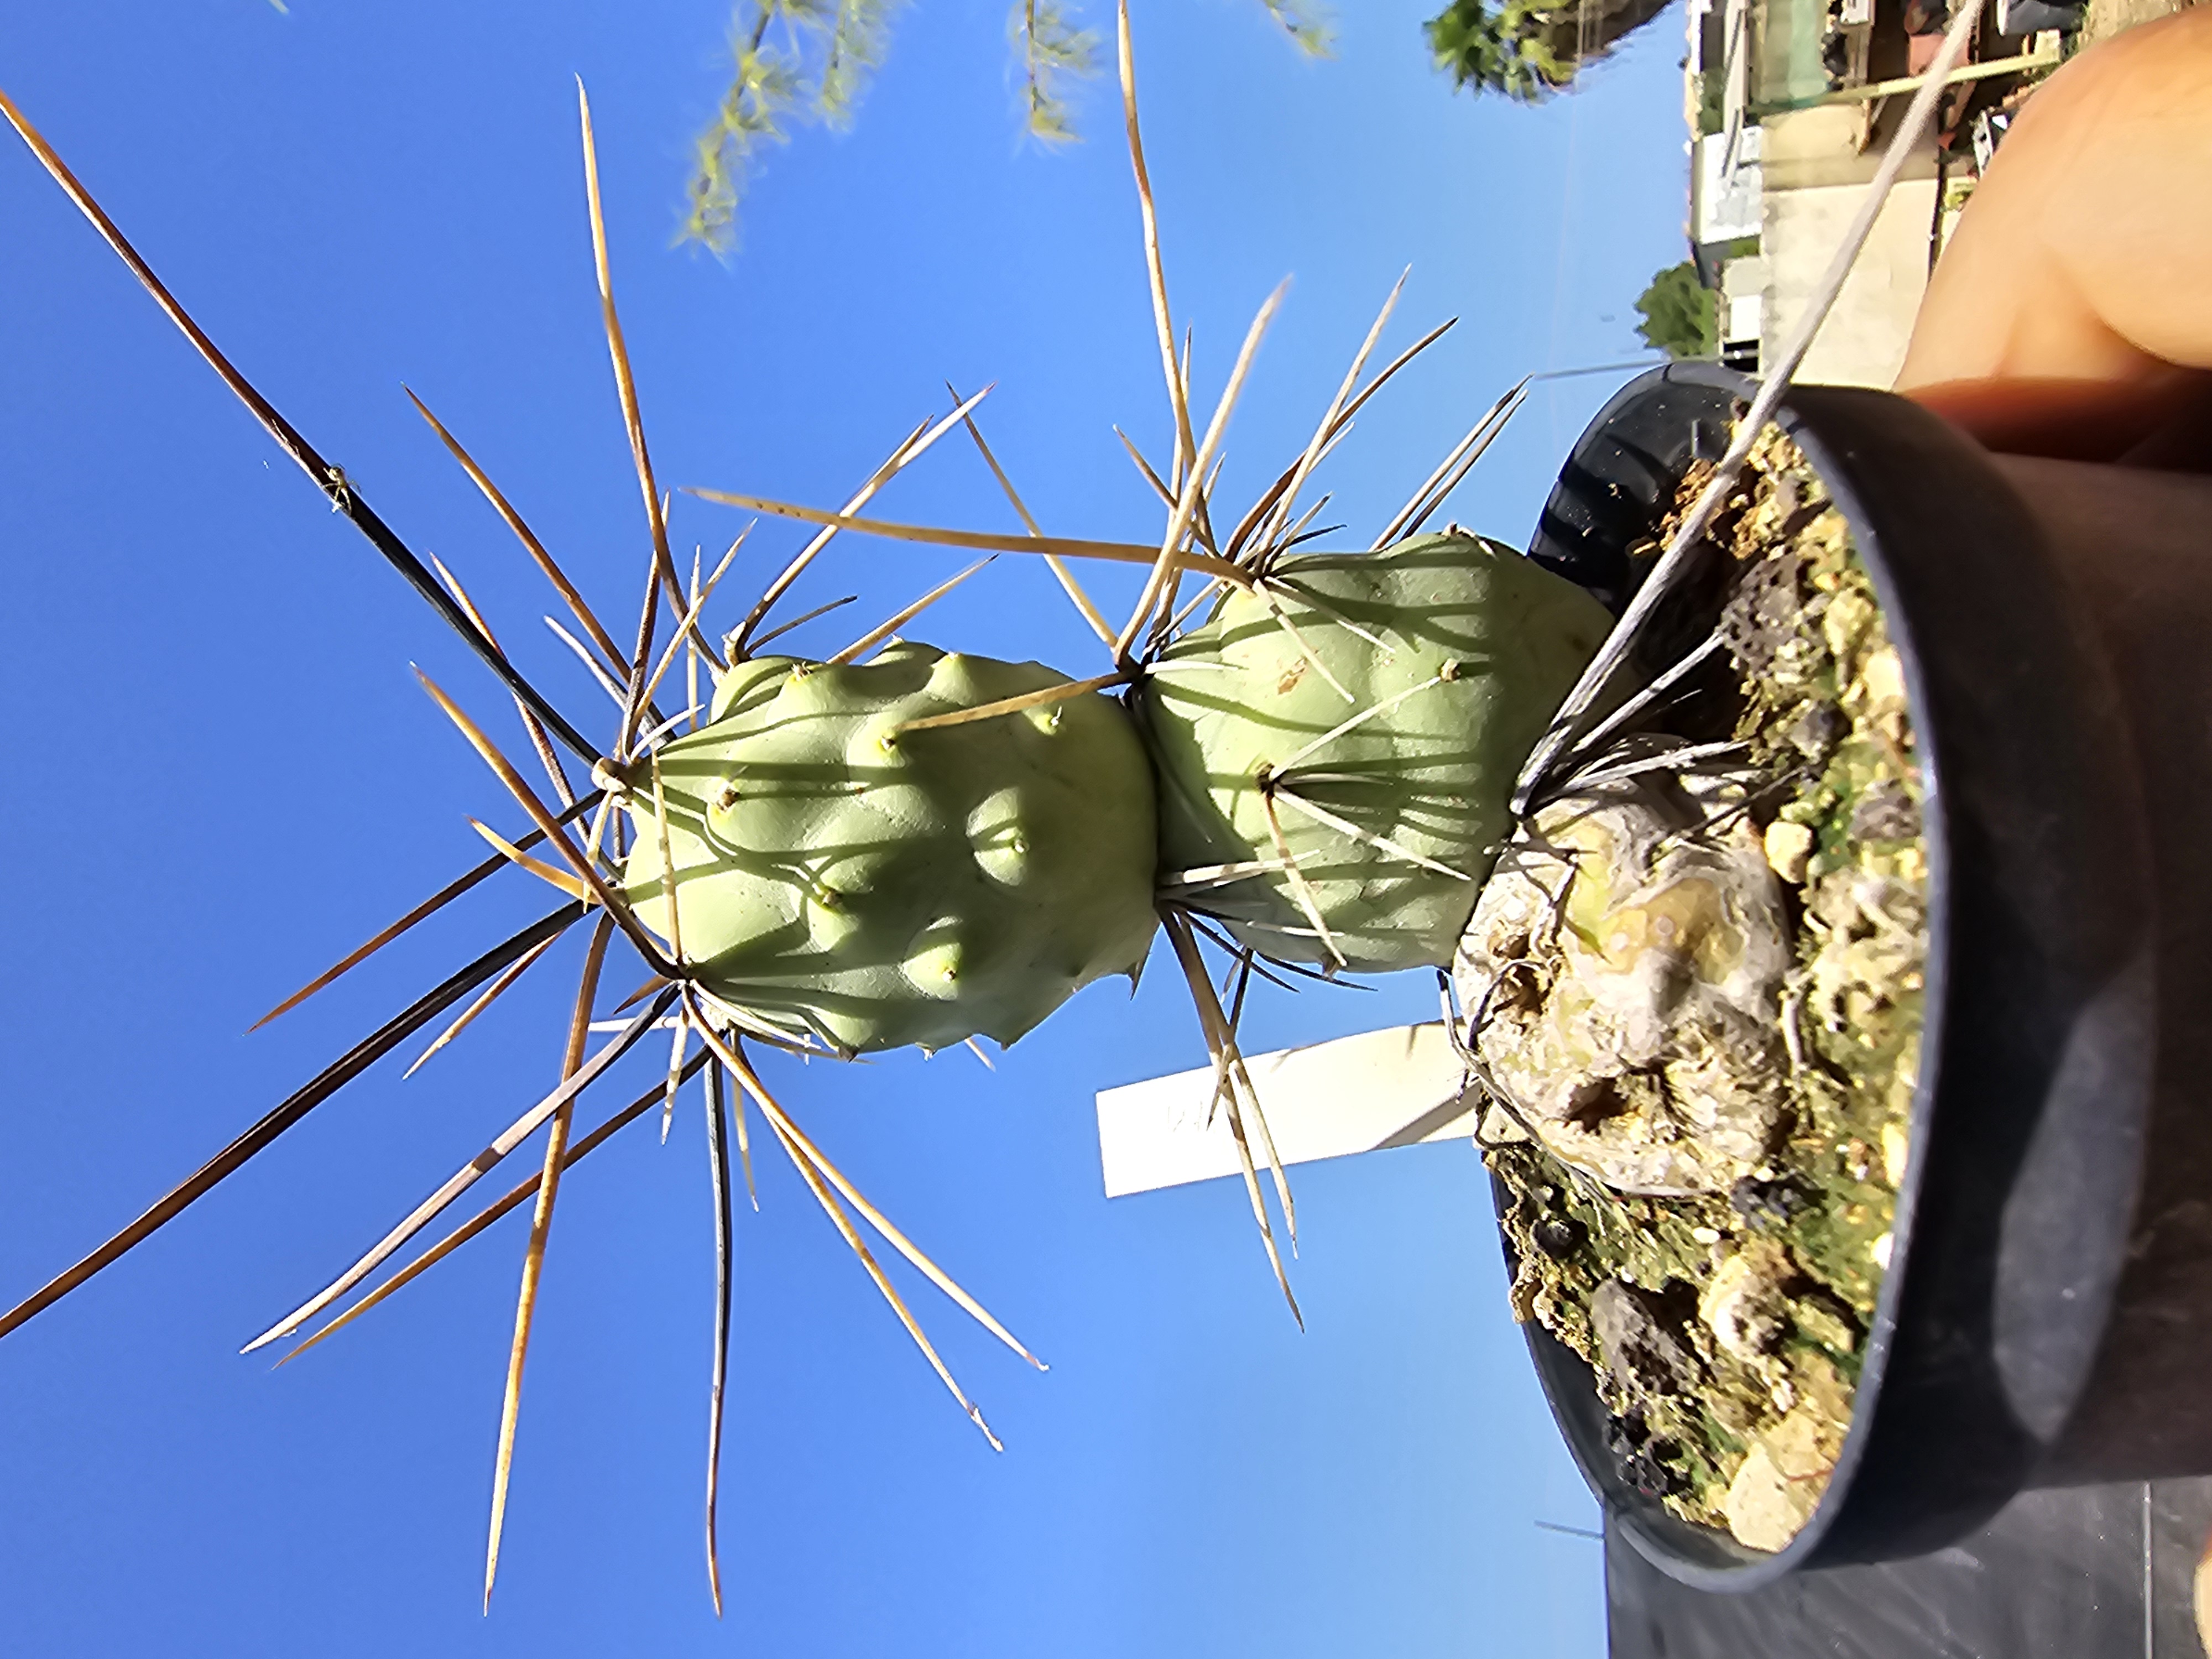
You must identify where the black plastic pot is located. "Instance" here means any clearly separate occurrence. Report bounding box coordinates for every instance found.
[1501,361,2212,1592]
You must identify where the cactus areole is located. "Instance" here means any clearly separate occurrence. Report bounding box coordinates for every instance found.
[1135,534,1613,973]
[617,644,1159,1056]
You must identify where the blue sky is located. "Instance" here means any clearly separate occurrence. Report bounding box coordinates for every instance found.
[0,2,1685,1651]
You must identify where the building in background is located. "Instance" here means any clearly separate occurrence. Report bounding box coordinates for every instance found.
[1678,0,2069,384]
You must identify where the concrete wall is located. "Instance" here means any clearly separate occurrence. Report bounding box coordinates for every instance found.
[1761,173,1938,386]
[1757,104,1939,387]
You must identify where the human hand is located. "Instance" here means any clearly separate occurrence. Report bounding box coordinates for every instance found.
[1895,8,2212,466]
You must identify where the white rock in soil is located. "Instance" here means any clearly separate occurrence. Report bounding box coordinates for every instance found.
[1881,1121,1910,1186]
[1763,819,1814,884]
[1455,766,1792,1196]
[1700,1244,1791,1362]
[1723,1410,1837,1552]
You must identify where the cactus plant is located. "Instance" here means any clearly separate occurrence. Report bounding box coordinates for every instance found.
[0,1,1613,1609]
[619,644,1158,1056]
[1136,535,1611,974]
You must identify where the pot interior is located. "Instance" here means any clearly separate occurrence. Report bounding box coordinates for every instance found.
[1495,364,2161,1592]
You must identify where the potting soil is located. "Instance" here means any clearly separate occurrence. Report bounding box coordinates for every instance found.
[1474,430,1928,1551]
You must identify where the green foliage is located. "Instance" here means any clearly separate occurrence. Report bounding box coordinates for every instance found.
[684,0,907,252]
[1011,1,1100,145]
[684,0,1334,251]
[1634,261,1719,360]
[818,0,904,126]
[1695,66,1725,136]
[1423,0,1575,103]
[1256,0,1337,58]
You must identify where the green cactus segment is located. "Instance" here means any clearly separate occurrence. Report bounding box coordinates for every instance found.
[1135,534,1613,972]
[618,643,1159,1055]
